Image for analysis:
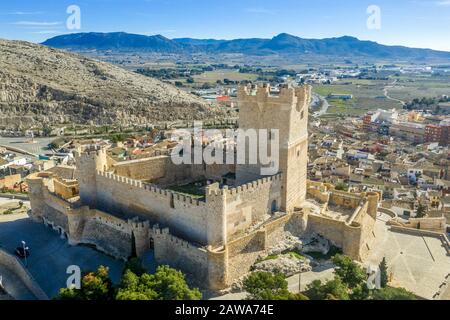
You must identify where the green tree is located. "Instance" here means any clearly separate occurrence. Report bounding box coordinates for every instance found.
[116,266,201,301]
[332,254,366,289]
[305,278,350,300]
[42,124,52,137]
[350,283,370,300]
[123,257,146,276]
[150,265,202,300]
[372,287,416,300]
[116,270,158,300]
[243,272,308,300]
[379,257,388,288]
[57,266,113,300]
[335,183,348,191]
[416,203,427,218]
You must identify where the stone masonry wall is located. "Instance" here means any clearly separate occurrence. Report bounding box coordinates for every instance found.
[95,171,209,245]
[224,174,282,239]
[81,217,132,260]
[153,228,209,287]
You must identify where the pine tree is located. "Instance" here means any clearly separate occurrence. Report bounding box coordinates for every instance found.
[416,203,427,218]
[379,257,388,288]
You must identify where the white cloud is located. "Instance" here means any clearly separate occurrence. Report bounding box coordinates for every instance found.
[436,0,450,6]
[12,21,62,26]
[29,30,61,35]
[9,11,44,15]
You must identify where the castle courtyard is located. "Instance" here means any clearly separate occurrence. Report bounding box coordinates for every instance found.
[0,198,127,298]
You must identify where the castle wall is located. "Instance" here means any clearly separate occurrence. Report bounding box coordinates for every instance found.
[307,214,346,249]
[356,210,377,260]
[112,156,193,186]
[153,228,209,287]
[307,184,330,203]
[53,178,78,200]
[80,214,132,260]
[95,171,209,245]
[224,174,282,239]
[41,203,69,232]
[329,191,362,209]
[226,230,266,287]
[307,204,376,261]
[221,213,304,289]
[112,155,234,187]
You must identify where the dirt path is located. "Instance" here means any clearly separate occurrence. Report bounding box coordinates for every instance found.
[383,79,406,107]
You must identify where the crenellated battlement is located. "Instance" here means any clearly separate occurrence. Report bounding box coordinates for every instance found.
[77,146,108,172]
[205,173,282,199]
[227,173,282,195]
[79,145,106,158]
[96,170,206,207]
[152,225,196,249]
[128,219,150,231]
[238,83,311,109]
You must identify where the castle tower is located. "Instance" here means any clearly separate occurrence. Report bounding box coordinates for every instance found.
[75,146,107,207]
[236,84,311,212]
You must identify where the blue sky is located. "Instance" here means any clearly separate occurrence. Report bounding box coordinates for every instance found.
[0,0,449,51]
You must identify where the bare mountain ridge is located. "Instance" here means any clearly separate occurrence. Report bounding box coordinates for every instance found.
[0,39,221,129]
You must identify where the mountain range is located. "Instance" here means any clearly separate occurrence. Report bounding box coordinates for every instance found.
[42,32,450,61]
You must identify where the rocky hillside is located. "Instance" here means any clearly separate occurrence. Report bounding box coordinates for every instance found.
[0,39,222,129]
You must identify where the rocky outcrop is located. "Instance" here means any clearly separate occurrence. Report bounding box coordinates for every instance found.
[0,39,225,129]
[253,255,312,278]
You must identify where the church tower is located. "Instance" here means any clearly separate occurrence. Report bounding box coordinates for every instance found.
[236,83,311,212]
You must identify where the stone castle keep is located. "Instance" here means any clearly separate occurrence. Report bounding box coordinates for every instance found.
[27,84,380,290]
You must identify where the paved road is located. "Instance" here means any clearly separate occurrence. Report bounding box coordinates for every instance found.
[0,137,54,156]
[0,209,126,299]
[0,265,36,300]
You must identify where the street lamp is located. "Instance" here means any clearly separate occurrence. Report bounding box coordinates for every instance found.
[21,240,29,267]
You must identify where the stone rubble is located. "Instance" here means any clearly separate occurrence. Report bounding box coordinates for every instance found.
[253,255,312,278]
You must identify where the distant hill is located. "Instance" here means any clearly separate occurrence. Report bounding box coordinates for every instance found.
[42,32,450,61]
[43,32,185,52]
[0,39,222,129]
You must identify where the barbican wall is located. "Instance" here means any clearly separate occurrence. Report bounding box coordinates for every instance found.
[305,191,379,261]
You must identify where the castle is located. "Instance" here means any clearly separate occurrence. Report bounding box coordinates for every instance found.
[27,84,379,291]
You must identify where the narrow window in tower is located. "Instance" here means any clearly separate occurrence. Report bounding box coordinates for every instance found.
[301,110,305,119]
[170,194,175,208]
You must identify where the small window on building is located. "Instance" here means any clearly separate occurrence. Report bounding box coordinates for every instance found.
[301,110,304,119]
